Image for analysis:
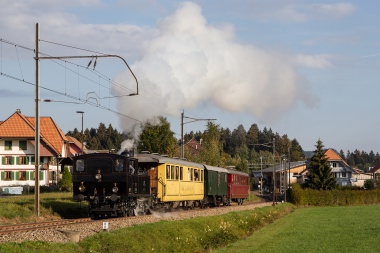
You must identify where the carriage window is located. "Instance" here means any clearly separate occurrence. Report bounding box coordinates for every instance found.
[180,167,183,180]
[171,165,175,179]
[200,170,204,182]
[129,160,135,174]
[194,169,199,181]
[115,159,124,171]
[175,166,179,180]
[189,168,193,181]
[166,165,170,179]
[76,159,84,172]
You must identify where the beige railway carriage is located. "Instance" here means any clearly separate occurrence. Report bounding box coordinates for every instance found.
[136,153,204,209]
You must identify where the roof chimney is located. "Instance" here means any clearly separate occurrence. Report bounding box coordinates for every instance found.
[16,109,21,114]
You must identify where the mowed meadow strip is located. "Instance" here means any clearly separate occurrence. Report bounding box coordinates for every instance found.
[215,204,380,253]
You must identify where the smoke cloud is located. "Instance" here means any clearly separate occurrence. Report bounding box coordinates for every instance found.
[114,2,316,133]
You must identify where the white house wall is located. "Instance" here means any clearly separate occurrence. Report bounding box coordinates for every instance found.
[0,139,57,188]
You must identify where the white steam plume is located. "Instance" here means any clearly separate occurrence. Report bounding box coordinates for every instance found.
[114,2,316,132]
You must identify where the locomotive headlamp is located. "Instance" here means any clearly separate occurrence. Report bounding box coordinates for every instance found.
[79,181,86,192]
[95,169,102,181]
[112,183,118,193]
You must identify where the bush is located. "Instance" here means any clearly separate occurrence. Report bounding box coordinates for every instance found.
[289,183,380,206]
[364,179,375,190]
[60,166,72,192]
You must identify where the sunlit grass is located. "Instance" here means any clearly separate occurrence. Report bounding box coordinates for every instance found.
[0,192,88,224]
[215,205,380,253]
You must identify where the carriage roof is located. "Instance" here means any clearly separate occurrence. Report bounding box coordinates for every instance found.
[203,164,229,173]
[135,153,203,168]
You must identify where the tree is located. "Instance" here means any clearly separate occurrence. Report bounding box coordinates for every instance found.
[137,116,178,157]
[304,139,337,190]
[290,138,305,161]
[246,124,259,149]
[199,122,223,166]
[60,166,72,192]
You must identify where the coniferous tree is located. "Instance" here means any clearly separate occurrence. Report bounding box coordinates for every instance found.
[199,122,222,166]
[60,166,72,191]
[290,138,305,161]
[304,139,337,190]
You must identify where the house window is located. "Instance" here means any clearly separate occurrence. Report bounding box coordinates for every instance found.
[332,163,337,168]
[3,156,13,165]
[4,171,11,180]
[342,172,346,178]
[18,156,27,165]
[5,141,12,150]
[19,140,27,150]
[19,171,27,181]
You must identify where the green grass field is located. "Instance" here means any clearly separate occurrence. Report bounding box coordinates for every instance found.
[215,205,380,253]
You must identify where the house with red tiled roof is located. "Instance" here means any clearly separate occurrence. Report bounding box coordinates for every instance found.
[324,148,358,186]
[368,164,380,179]
[298,148,369,187]
[185,137,202,156]
[0,109,79,191]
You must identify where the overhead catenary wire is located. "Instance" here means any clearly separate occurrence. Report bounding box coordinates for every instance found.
[0,36,135,98]
[0,36,141,123]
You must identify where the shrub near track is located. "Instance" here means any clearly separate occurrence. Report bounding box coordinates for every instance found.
[289,184,380,206]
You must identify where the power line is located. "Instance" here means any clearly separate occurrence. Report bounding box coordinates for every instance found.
[1,37,135,98]
[0,37,141,123]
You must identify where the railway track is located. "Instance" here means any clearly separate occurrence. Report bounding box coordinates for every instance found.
[0,218,91,235]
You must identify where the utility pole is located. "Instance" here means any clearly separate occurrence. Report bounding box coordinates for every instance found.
[260,156,263,196]
[180,110,216,159]
[34,23,138,217]
[272,137,276,206]
[76,111,84,154]
[34,23,40,217]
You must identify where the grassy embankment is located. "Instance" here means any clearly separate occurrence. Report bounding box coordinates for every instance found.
[2,193,379,253]
[0,192,293,252]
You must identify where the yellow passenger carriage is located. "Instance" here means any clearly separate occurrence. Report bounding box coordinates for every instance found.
[136,152,204,210]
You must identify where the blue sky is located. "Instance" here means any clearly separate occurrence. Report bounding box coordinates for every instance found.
[1,0,379,153]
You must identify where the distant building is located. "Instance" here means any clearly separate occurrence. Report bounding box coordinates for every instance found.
[324,149,356,186]
[258,161,307,193]
[185,137,202,156]
[0,109,80,191]
[298,148,370,187]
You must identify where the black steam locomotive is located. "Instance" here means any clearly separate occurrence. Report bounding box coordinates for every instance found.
[72,151,151,219]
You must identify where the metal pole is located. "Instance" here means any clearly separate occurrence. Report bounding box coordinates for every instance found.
[181,111,184,159]
[272,137,276,206]
[260,156,263,196]
[288,147,291,188]
[284,158,287,202]
[76,111,84,154]
[34,23,40,216]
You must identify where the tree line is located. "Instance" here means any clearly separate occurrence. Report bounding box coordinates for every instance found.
[66,116,380,172]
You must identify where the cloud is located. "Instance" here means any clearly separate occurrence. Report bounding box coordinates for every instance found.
[295,54,335,69]
[251,1,356,23]
[115,2,317,131]
[311,3,356,18]
[0,0,154,58]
